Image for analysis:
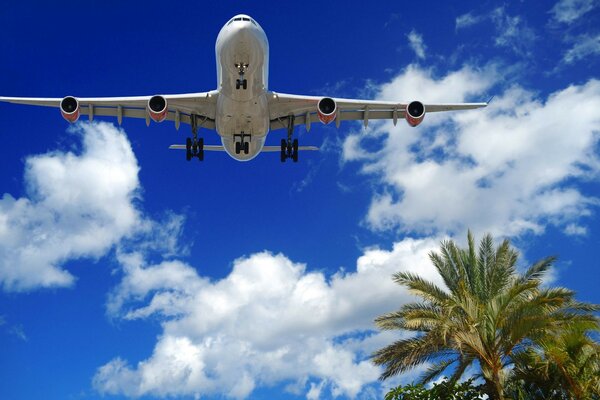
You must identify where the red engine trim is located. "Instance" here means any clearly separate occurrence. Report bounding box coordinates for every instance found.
[317,97,337,125]
[405,101,425,127]
[60,97,80,123]
[148,95,168,123]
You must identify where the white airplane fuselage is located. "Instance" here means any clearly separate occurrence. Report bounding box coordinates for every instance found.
[215,15,270,161]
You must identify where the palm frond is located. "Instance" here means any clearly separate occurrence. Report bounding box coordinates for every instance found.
[521,256,556,283]
[419,358,457,384]
[430,249,460,294]
[392,271,450,304]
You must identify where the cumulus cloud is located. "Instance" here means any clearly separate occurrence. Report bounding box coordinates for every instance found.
[94,238,444,399]
[343,65,600,237]
[407,30,426,60]
[551,0,596,24]
[0,122,143,291]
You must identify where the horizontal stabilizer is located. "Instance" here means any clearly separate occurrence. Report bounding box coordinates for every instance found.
[169,145,319,152]
[169,144,226,151]
[261,145,319,152]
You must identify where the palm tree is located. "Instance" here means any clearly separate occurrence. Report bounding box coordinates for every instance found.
[372,232,599,400]
[508,322,600,399]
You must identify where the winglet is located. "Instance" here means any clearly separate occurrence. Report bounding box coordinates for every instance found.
[486,95,494,105]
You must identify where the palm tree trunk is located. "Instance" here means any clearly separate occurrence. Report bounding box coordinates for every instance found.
[484,372,505,400]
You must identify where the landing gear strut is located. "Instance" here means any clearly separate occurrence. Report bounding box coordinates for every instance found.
[235,63,248,90]
[234,131,251,155]
[186,115,204,161]
[280,115,299,163]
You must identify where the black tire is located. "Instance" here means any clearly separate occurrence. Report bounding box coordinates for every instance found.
[244,141,249,154]
[292,139,299,162]
[280,139,287,162]
[198,138,204,161]
[242,79,247,90]
[186,137,192,161]
[236,79,241,90]
[235,141,241,154]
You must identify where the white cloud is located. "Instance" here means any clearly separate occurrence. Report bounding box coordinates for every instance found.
[407,30,426,60]
[455,12,484,30]
[94,238,444,399]
[551,0,596,23]
[455,8,536,55]
[343,65,600,237]
[8,324,27,341]
[0,122,143,292]
[563,34,600,64]
[491,7,536,55]
[564,223,588,236]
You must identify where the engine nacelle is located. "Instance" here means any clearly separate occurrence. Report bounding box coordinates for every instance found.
[317,97,337,124]
[405,100,425,127]
[147,95,168,123]
[60,96,80,123]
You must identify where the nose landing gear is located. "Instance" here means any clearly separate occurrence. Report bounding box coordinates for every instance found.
[235,63,249,90]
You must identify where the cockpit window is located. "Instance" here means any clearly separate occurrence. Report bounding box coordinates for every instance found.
[229,17,256,25]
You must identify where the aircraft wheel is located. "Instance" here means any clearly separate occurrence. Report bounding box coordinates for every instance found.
[292,139,299,162]
[186,137,192,161]
[244,141,249,154]
[198,138,204,161]
[280,139,287,162]
[236,79,241,90]
[242,79,248,90]
[235,141,241,154]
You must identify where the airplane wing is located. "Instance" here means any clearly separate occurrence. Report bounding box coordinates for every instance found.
[268,92,487,131]
[0,92,219,130]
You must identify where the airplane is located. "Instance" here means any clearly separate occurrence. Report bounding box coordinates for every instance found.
[0,14,487,163]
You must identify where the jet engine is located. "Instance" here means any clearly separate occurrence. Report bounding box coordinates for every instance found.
[60,96,80,123]
[405,100,425,127]
[147,95,168,123]
[317,97,337,124]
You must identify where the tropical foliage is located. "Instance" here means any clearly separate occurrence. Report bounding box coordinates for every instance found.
[384,378,484,400]
[506,323,600,399]
[373,232,599,400]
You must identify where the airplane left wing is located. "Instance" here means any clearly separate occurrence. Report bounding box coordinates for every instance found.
[0,92,219,130]
[268,92,487,131]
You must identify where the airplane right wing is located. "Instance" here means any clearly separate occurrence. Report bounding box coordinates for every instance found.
[268,92,488,131]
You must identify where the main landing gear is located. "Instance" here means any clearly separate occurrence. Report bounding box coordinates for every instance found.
[186,115,204,161]
[280,115,299,163]
[235,63,248,90]
[234,132,251,155]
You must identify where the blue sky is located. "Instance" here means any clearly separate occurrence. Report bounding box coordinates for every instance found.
[1,1,599,399]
